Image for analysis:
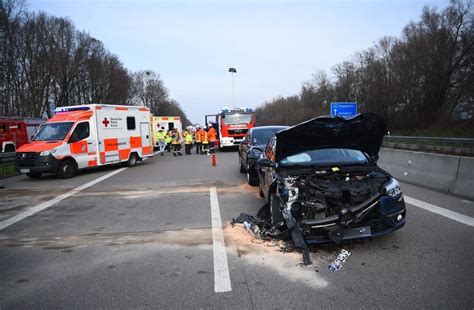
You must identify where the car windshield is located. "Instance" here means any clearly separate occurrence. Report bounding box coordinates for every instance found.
[223,113,252,125]
[252,128,285,145]
[33,122,74,141]
[280,148,368,166]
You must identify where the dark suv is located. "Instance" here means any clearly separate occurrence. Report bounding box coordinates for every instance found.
[238,126,288,185]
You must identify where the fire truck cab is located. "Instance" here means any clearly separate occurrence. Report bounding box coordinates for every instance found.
[15,104,154,179]
[0,117,45,152]
[205,107,255,149]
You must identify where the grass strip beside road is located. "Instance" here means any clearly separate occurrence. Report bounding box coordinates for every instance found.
[0,163,18,179]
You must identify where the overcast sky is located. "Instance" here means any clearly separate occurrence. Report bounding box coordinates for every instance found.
[30,0,448,124]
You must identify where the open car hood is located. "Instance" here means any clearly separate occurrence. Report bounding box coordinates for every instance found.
[275,113,386,162]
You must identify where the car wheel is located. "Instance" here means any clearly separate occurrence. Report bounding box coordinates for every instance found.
[258,184,264,198]
[26,172,42,179]
[246,164,258,186]
[270,193,284,224]
[58,159,77,179]
[239,156,245,173]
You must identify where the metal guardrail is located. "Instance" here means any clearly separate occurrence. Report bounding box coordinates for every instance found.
[0,152,16,164]
[384,136,474,145]
[383,135,474,157]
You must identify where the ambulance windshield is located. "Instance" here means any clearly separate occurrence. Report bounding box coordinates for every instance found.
[33,122,74,141]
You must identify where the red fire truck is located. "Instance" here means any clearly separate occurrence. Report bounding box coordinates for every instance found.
[0,117,45,152]
[205,107,255,149]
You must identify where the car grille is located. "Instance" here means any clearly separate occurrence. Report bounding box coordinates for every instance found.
[228,129,248,135]
[16,152,39,167]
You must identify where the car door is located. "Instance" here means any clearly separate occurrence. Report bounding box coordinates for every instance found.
[69,121,95,169]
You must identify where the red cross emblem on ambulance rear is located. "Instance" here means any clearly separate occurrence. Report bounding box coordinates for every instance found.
[102,117,110,127]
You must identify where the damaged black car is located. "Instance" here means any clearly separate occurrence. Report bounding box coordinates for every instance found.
[256,113,406,250]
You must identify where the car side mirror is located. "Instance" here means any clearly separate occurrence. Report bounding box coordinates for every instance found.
[257,158,274,167]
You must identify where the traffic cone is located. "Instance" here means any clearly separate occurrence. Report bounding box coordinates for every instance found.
[211,153,217,167]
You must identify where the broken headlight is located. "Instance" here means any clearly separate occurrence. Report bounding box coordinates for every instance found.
[384,178,401,197]
[250,147,263,158]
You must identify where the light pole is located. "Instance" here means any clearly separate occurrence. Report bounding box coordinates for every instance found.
[228,67,237,108]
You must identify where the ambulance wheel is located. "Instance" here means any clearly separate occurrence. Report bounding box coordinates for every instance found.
[125,153,138,167]
[26,172,42,178]
[58,159,77,179]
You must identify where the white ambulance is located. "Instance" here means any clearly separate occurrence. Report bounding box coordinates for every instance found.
[15,104,154,179]
[151,116,183,147]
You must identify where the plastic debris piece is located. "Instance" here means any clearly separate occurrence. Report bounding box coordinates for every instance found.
[328,249,351,271]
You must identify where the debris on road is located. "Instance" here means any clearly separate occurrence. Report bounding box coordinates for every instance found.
[328,249,351,271]
[231,203,312,265]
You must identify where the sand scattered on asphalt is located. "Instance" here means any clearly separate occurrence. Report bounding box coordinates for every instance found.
[224,224,329,289]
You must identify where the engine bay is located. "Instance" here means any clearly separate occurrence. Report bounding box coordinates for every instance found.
[279,167,391,222]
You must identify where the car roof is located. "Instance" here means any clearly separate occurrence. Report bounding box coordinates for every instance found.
[250,125,288,132]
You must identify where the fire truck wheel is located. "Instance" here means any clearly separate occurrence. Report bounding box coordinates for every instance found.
[125,153,139,167]
[26,172,42,178]
[4,144,15,153]
[58,159,77,179]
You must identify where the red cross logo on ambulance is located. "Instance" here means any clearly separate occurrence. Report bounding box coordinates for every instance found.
[102,117,110,127]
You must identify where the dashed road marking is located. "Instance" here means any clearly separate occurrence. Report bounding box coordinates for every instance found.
[0,168,128,231]
[405,196,474,227]
[210,186,232,293]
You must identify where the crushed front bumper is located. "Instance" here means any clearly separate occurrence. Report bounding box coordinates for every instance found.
[300,194,406,244]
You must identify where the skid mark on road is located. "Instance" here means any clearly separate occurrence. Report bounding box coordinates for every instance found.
[0,168,128,231]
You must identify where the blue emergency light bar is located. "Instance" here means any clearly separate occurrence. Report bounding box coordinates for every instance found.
[54,106,91,113]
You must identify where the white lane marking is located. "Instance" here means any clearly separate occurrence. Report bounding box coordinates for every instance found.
[0,168,128,231]
[209,187,232,293]
[405,196,474,227]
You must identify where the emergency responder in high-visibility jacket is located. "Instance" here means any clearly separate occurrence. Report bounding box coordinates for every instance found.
[171,128,182,156]
[165,130,172,152]
[207,123,217,154]
[155,127,167,156]
[194,125,202,154]
[200,128,209,154]
[184,128,193,155]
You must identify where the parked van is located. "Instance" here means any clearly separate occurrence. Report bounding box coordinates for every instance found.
[15,104,153,178]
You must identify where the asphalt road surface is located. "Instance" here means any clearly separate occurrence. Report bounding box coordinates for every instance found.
[1,150,473,309]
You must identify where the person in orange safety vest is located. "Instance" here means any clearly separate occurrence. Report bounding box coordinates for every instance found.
[200,128,209,155]
[207,123,217,154]
[194,125,202,154]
